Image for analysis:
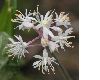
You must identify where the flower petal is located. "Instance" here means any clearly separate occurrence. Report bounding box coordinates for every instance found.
[33,55,43,59]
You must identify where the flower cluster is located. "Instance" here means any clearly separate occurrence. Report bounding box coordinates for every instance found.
[6,5,75,74]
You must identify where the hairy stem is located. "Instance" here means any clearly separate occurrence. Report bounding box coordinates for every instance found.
[27,36,40,45]
[27,28,43,46]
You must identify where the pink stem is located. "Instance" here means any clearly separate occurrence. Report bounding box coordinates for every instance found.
[27,36,40,45]
[27,44,42,47]
[27,28,43,46]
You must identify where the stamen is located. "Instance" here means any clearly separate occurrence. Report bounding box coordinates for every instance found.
[37,5,39,13]
[15,14,20,16]
[16,10,24,16]
[25,9,28,16]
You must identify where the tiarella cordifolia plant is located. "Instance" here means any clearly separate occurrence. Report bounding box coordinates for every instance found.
[6,5,75,74]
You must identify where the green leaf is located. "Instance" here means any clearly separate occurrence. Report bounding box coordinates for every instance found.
[7,58,26,67]
[12,73,31,80]
[0,0,17,35]
[0,32,9,52]
[0,32,9,69]
[0,68,13,80]
[11,0,17,13]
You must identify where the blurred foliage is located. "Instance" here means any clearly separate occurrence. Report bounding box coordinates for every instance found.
[0,32,20,80]
[0,32,9,69]
[0,0,17,36]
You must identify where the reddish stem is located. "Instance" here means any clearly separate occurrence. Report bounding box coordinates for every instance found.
[27,36,40,45]
[27,28,43,46]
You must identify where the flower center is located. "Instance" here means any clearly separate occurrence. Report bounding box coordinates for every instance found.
[41,38,49,47]
[42,20,48,26]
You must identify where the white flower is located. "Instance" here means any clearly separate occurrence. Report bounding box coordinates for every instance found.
[36,11,53,28]
[36,11,54,38]
[11,9,36,30]
[52,28,75,50]
[7,35,29,59]
[41,38,59,52]
[41,37,49,47]
[48,41,59,53]
[50,26,63,35]
[43,27,54,39]
[33,48,59,74]
[55,12,71,28]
